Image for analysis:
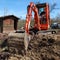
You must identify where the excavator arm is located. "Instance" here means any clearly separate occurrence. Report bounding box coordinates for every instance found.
[25,2,40,34]
[24,2,41,53]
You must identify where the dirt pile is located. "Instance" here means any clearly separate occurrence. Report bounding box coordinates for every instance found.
[8,35,60,60]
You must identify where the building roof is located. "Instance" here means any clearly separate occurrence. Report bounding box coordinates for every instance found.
[0,15,19,20]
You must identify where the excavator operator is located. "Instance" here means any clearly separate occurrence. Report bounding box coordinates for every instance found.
[39,11,46,24]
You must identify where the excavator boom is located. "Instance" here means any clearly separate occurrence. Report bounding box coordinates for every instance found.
[25,2,40,34]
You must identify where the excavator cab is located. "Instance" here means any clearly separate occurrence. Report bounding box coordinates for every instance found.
[36,3,50,30]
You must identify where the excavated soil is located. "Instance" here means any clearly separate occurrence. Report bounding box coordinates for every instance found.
[7,34,60,60]
[0,33,60,60]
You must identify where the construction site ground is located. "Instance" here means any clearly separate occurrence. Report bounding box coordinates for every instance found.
[0,31,60,60]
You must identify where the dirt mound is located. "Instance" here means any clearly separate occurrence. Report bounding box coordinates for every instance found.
[7,35,60,60]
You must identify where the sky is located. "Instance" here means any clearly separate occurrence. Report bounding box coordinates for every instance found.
[0,0,60,19]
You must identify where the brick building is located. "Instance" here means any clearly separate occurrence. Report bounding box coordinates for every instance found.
[0,15,19,33]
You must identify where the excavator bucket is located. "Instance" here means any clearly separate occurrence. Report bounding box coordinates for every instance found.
[24,31,31,53]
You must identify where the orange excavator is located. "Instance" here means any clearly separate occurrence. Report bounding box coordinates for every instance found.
[24,2,50,52]
[25,2,50,34]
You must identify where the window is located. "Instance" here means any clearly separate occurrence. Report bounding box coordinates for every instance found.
[39,8,44,15]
